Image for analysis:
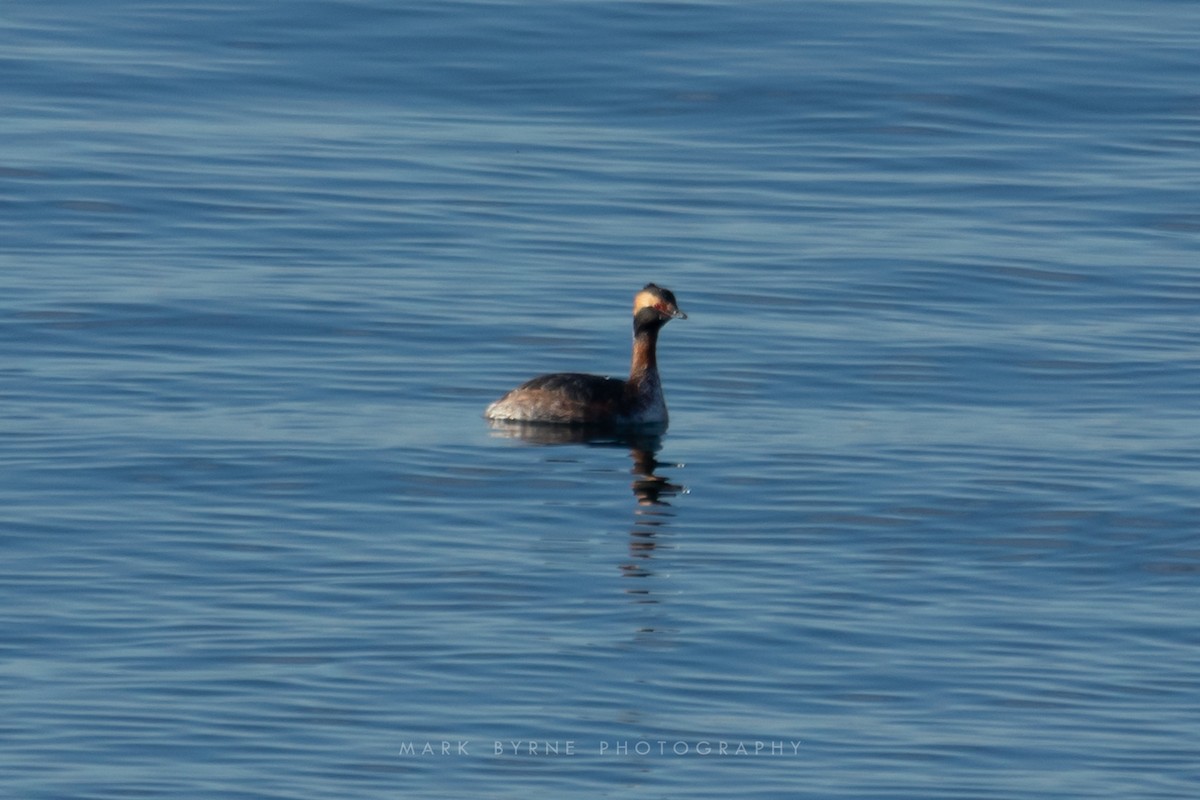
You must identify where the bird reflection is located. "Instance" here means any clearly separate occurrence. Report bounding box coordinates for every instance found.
[485,420,684,591]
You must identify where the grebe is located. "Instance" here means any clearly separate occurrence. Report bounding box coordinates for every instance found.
[485,284,686,426]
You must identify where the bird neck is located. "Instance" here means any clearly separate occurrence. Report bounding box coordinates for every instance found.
[629,325,660,383]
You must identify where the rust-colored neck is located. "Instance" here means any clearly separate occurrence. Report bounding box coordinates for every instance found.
[629,326,659,382]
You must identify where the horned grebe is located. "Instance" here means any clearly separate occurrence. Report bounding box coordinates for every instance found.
[484,284,686,426]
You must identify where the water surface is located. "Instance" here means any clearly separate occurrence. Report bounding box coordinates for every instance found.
[3,1,1199,798]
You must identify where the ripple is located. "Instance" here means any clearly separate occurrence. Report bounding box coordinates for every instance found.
[4,1,1200,798]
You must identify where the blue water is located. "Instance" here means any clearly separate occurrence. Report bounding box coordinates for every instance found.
[3,1,1199,797]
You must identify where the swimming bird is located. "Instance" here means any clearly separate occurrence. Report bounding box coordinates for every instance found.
[484,284,686,426]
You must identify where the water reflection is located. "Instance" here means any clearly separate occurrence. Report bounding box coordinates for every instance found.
[486,421,684,591]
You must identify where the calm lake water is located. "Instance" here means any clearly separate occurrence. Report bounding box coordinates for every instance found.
[3,1,1199,797]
